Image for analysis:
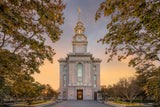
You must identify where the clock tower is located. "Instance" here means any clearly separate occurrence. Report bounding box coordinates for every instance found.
[72,12,88,53]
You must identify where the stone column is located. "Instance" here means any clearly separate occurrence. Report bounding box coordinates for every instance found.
[97,63,101,89]
[59,63,64,89]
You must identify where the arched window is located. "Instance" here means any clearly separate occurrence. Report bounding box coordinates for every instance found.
[77,63,83,77]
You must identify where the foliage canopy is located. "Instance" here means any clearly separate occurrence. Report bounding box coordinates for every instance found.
[96,0,160,104]
[0,0,65,104]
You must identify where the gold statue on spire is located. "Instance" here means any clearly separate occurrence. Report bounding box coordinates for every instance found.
[78,8,81,13]
[78,8,81,21]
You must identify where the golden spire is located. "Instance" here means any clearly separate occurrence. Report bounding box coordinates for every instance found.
[78,8,81,13]
[78,8,81,21]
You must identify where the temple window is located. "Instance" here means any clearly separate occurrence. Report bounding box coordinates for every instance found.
[63,75,66,86]
[94,75,96,81]
[77,63,83,77]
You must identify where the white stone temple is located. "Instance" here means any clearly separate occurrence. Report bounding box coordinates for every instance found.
[58,11,101,100]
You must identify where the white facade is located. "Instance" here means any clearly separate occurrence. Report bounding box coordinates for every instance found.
[58,15,101,100]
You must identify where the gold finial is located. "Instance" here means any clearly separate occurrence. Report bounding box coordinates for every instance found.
[78,8,81,21]
[78,8,81,13]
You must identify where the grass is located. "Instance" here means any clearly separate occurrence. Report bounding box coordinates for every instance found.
[107,101,144,106]
[19,100,53,105]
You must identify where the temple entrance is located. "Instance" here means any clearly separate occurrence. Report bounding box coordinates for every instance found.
[77,90,83,100]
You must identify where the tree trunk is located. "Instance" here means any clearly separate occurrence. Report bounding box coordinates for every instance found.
[0,92,4,106]
[130,99,133,103]
[157,99,160,107]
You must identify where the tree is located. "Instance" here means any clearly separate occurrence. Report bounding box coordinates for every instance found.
[98,86,108,101]
[105,85,117,99]
[143,69,160,105]
[11,79,46,105]
[99,77,142,103]
[117,77,142,103]
[0,80,11,106]
[0,0,65,105]
[42,84,58,101]
[96,0,160,104]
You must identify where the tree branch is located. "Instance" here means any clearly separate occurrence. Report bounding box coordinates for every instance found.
[12,33,34,54]
[15,0,23,12]
[12,26,44,54]
[0,34,6,49]
[132,45,147,55]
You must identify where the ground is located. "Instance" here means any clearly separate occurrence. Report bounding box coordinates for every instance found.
[48,101,112,107]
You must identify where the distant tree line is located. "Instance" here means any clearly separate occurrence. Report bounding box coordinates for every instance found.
[99,77,153,103]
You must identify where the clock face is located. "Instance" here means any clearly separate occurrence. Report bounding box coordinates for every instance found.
[77,35,86,41]
[78,35,81,39]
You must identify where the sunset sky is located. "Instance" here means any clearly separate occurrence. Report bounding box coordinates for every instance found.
[33,0,136,90]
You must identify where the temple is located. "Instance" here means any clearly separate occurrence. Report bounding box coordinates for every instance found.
[58,9,101,100]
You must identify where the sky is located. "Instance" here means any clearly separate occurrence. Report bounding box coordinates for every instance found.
[33,0,136,90]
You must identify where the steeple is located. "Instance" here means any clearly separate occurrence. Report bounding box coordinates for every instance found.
[72,8,88,53]
[74,8,85,35]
